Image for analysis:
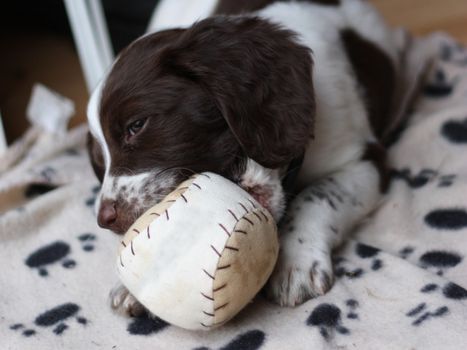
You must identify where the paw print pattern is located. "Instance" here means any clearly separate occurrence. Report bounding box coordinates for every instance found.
[440,42,467,66]
[78,233,97,252]
[333,257,364,280]
[390,168,457,189]
[333,243,383,280]
[64,148,80,156]
[419,250,462,276]
[423,69,458,98]
[441,117,467,143]
[306,302,359,340]
[424,208,467,230]
[355,243,383,271]
[40,166,56,182]
[398,246,415,259]
[25,234,98,276]
[9,303,87,337]
[25,241,75,276]
[420,282,467,300]
[397,247,462,276]
[406,302,449,326]
[193,329,265,350]
[345,299,360,320]
[24,183,59,199]
[438,175,456,187]
[127,314,169,335]
[85,185,101,209]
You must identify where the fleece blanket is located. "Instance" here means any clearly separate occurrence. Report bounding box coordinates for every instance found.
[1,33,467,350]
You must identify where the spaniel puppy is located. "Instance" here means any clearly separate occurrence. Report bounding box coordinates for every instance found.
[87,0,399,314]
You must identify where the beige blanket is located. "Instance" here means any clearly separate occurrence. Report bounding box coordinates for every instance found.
[1,33,467,350]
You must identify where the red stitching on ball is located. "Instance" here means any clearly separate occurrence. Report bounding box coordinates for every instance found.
[200,173,211,179]
[121,241,126,247]
[260,211,269,222]
[147,226,151,239]
[165,209,169,221]
[203,311,214,317]
[150,212,160,216]
[218,223,231,237]
[234,230,247,235]
[217,264,231,270]
[213,283,227,292]
[252,211,262,222]
[181,193,188,203]
[130,241,135,255]
[203,269,215,280]
[133,228,140,234]
[241,217,254,226]
[193,183,201,189]
[248,199,257,208]
[214,302,229,311]
[120,255,124,267]
[211,245,221,257]
[228,209,238,221]
[201,292,214,301]
[238,202,248,214]
[225,246,239,251]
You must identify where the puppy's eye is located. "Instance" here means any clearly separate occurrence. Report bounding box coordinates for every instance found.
[126,118,147,138]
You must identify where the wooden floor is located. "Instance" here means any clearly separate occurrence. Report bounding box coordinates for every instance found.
[373,0,467,43]
[1,0,467,143]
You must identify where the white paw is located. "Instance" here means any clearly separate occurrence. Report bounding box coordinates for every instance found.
[109,284,146,317]
[266,247,334,307]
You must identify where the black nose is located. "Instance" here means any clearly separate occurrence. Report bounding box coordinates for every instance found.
[97,200,118,229]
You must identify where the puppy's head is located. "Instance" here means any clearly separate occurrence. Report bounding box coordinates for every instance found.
[87,16,314,234]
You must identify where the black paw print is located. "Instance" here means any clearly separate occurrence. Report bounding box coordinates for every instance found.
[424,208,467,230]
[345,299,360,320]
[24,183,59,199]
[39,166,56,182]
[25,241,75,276]
[440,42,467,66]
[441,117,467,143]
[193,329,265,350]
[420,281,467,300]
[127,315,169,335]
[398,246,415,259]
[78,233,97,252]
[25,234,97,276]
[9,303,87,337]
[412,282,467,326]
[306,301,359,340]
[390,168,437,189]
[64,148,80,156]
[85,185,101,208]
[333,244,383,280]
[391,168,458,189]
[419,250,462,276]
[406,302,449,326]
[333,256,364,279]
[423,69,458,98]
[355,243,383,271]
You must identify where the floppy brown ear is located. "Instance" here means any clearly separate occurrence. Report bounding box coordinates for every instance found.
[160,16,315,168]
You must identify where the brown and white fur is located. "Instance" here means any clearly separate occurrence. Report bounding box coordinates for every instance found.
[87,0,399,315]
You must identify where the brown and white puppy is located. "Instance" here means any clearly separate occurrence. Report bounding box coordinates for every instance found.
[87,0,398,314]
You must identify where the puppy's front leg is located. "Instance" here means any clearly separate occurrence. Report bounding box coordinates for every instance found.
[110,283,146,317]
[266,159,382,306]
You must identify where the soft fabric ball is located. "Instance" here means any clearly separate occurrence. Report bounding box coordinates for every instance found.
[117,172,279,330]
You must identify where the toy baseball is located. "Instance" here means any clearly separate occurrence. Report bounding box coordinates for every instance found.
[117,172,279,330]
